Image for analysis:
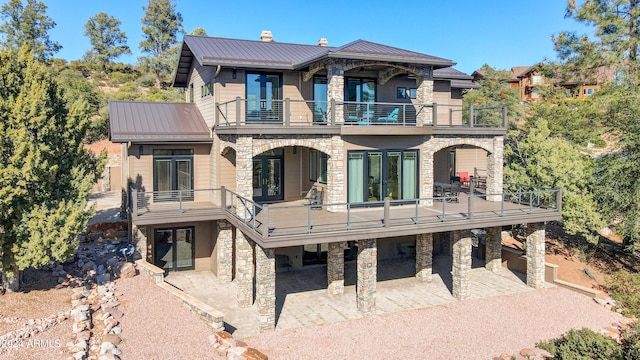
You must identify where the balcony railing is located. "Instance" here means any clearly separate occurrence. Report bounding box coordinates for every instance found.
[130,186,561,241]
[215,98,507,128]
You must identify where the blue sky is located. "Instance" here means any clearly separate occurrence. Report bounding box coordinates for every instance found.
[43,0,592,74]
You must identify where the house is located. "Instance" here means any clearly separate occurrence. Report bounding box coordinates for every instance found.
[109,32,561,332]
[473,65,610,102]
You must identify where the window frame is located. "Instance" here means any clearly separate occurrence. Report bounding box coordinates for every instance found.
[153,149,195,201]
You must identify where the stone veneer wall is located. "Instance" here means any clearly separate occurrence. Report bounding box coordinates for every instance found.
[357,239,377,314]
[216,220,233,282]
[415,233,433,282]
[485,226,502,272]
[452,230,472,300]
[486,136,504,201]
[327,242,344,295]
[235,231,254,307]
[235,136,253,201]
[327,65,344,121]
[131,223,147,262]
[255,245,275,332]
[526,222,546,289]
[415,69,434,126]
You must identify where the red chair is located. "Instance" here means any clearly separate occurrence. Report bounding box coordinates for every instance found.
[458,171,470,186]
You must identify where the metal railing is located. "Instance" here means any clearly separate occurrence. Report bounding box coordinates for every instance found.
[215,97,507,128]
[130,186,561,239]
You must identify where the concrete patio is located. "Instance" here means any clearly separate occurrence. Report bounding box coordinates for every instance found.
[164,255,551,339]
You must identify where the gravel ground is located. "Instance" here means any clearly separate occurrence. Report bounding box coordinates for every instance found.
[246,287,623,360]
[116,274,225,360]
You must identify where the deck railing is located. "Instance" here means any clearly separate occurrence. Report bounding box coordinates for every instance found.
[215,97,507,128]
[131,187,561,240]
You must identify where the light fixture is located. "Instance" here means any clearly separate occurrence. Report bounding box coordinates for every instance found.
[138,146,143,156]
[293,146,297,154]
[232,69,237,79]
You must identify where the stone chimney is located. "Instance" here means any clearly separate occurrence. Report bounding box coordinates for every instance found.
[317,38,328,46]
[260,30,273,42]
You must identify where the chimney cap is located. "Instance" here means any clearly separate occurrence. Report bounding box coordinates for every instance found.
[317,38,328,46]
[260,30,273,42]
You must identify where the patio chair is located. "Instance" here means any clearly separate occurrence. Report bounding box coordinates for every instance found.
[447,181,461,202]
[377,108,399,122]
[458,171,470,186]
[306,188,324,209]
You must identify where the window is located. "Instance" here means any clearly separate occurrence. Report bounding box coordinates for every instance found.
[583,87,597,96]
[313,77,328,123]
[189,83,194,103]
[532,75,543,85]
[154,226,194,271]
[309,149,328,183]
[396,87,417,99]
[201,79,213,98]
[153,149,194,201]
[347,150,418,203]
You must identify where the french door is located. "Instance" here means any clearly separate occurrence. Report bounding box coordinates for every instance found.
[246,73,282,123]
[153,150,193,202]
[253,155,284,203]
[154,227,195,272]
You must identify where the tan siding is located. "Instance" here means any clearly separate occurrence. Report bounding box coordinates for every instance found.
[187,62,216,128]
[434,81,459,125]
[216,69,245,104]
[219,148,236,193]
[283,147,302,200]
[455,148,488,177]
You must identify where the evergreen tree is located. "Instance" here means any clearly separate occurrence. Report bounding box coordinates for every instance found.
[84,12,131,71]
[0,48,103,291]
[138,0,183,88]
[0,0,60,61]
[190,27,207,36]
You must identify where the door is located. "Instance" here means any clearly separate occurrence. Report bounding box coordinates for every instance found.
[154,227,194,272]
[246,73,282,123]
[253,156,284,203]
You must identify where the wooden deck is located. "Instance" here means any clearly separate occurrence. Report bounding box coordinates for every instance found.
[132,189,562,248]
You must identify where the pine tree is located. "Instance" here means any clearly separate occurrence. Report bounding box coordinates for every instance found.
[138,0,184,88]
[0,47,103,291]
[84,12,131,71]
[0,0,61,61]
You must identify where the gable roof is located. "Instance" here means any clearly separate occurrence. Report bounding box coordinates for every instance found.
[109,101,211,143]
[433,67,479,89]
[174,36,455,87]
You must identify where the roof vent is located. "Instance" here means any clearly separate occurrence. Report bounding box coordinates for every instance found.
[260,30,273,42]
[317,38,328,46]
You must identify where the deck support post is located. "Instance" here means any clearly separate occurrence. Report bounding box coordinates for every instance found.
[216,220,233,282]
[357,239,377,314]
[235,231,254,307]
[255,245,276,332]
[526,222,546,289]
[452,230,472,300]
[485,226,502,272]
[416,233,433,282]
[327,242,345,295]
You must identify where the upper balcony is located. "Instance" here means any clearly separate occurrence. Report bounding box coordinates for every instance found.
[214,99,507,137]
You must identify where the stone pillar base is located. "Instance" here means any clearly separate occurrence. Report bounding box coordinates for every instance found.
[256,246,275,332]
[485,226,502,272]
[235,231,254,307]
[526,222,546,289]
[452,230,472,300]
[216,220,233,282]
[357,239,377,314]
[327,242,344,295]
[415,233,433,282]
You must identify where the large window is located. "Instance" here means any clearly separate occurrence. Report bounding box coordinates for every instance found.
[309,149,328,183]
[348,150,418,203]
[154,226,194,272]
[153,149,194,201]
[313,77,328,123]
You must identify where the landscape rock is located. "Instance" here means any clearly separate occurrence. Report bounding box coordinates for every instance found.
[119,263,136,278]
[103,334,122,346]
[104,307,124,320]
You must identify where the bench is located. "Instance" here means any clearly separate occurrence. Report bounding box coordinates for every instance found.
[305,187,324,209]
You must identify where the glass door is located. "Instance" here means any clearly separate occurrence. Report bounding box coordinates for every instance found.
[154,227,194,272]
[367,152,382,202]
[246,73,282,123]
[313,77,328,124]
[386,152,401,200]
[253,156,284,203]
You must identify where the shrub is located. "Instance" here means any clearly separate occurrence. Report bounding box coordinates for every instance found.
[608,271,640,318]
[108,71,135,85]
[537,328,622,360]
[622,324,640,360]
[135,73,155,88]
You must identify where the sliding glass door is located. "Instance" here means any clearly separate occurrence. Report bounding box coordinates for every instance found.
[246,73,282,123]
[154,227,194,272]
[347,150,418,204]
[153,150,193,202]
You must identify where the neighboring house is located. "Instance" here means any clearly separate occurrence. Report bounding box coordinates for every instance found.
[472,65,611,102]
[109,32,561,331]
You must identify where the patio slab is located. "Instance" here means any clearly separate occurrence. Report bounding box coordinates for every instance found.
[164,255,550,339]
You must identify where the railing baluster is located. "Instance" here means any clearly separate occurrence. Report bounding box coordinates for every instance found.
[347,203,351,229]
[307,205,311,234]
[414,199,419,224]
[263,204,269,239]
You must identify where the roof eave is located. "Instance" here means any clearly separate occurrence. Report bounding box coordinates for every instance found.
[327,52,455,67]
[200,59,295,70]
[110,137,213,144]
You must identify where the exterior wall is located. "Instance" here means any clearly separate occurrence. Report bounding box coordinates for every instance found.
[433,80,458,125]
[146,221,215,271]
[186,62,216,128]
[283,146,302,200]
[215,68,245,105]
[127,143,212,203]
[455,148,488,177]
[433,149,450,183]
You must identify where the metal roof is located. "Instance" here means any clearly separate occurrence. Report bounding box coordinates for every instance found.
[450,79,479,89]
[109,101,211,143]
[174,36,455,87]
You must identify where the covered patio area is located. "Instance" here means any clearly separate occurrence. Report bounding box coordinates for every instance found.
[163,254,549,339]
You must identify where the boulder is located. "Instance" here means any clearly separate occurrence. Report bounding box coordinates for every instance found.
[119,263,136,278]
[103,334,122,346]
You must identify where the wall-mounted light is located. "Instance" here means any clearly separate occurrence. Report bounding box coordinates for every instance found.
[293,146,297,154]
[139,146,143,156]
[232,69,237,79]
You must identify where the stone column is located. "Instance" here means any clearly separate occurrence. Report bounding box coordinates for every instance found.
[420,136,434,207]
[131,223,148,262]
[486,136,504,202]
[216,220,233,282]
[452,230,472,300]
[327,64,344,122]
[485,226,502,272]
[235,231,254,307]
[255,245,276,332]
[357,239,377,314]
[415,233,433,282]
[526,222,546,289]
[415,68,434,126]
[235,135,253,199]
[327,242,344,295]
[327,135,345,212]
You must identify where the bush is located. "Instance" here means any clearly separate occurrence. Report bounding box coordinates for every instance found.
[108,71,135,85]
[622,324,640,359]
[538,328,622,360]
[608,271,640,318]
[135,73,156,87]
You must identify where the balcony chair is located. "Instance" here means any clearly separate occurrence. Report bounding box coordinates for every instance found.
[306,187,324,209]
[377,107,399,123]
[447,181,461,202]
[458,172,470,187]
